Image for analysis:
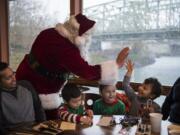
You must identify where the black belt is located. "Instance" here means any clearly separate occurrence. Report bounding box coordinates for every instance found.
[28,53,69,80]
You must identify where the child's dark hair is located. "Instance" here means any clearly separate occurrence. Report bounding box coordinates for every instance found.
[61,83,81,102]
[99,84,116,93]
[144,77,162,99]
[0,62,9,80]
[99,84,108,93]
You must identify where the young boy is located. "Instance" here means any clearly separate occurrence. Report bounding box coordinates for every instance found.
[93,85,125,115]
[58,84,93,125]
[122,60,162,116]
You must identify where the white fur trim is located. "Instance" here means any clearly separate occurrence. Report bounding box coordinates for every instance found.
[38,81,67,110]
[39,93,62,110]
[55,23,70,38]
[69,16,80,29]
[75,36,86,46]
[99,61,119,85]
[55,23,90,48]
[55,19,94,47]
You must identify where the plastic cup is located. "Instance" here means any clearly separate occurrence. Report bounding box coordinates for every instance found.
[149,113,163,133]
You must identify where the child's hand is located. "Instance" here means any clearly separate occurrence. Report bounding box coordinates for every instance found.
[80,116,92,125]
[86,109,94,118]
[125,59,134,77]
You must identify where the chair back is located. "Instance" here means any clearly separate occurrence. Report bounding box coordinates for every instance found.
[84,93,101,110]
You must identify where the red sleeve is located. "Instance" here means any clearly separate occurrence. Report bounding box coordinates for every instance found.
[57,45,101,81]
[30,29,101,82]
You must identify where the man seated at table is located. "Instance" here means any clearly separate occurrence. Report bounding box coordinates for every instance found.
[0,62,46,134]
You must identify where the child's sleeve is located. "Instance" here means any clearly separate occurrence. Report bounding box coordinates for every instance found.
[58,106,81,123]
[122,75,136,101]
[118,101,126,114]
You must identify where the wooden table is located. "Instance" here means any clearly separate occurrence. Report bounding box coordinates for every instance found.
[8,115,171,135]
[76,116,171,135]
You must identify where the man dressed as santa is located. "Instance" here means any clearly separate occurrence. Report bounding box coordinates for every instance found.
[16,13,129,119]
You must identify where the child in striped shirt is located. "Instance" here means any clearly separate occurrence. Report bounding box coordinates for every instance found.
[58,84,93,125]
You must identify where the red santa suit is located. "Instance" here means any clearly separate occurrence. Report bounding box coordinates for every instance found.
[16,14,119,119]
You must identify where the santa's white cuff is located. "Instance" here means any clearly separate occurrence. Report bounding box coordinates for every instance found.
[99,60,119,85]
[39,93,62,110]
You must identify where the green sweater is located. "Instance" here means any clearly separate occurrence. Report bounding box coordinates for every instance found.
[67,105,84,115]
[93,99,125,115]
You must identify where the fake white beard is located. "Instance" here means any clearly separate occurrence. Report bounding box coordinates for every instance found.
[77,36,92,62]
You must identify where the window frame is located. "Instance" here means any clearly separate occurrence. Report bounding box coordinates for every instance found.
[0,0,173,93]
[0,0,82,63]
[0,0,9,62]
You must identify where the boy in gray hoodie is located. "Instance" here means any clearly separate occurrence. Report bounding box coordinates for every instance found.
[122,60,162,116]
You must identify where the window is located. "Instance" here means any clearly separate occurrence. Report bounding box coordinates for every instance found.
[83,0,180,85]
[9,0,70,69]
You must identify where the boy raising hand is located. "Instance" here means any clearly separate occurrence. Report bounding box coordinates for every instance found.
[122,60,162,116]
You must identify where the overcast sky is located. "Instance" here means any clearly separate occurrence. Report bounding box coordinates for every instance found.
[37,0,114,22]
[83,0,113,8]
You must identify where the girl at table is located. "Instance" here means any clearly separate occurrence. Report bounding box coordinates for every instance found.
[93,84,125,115]
[58,84,93,125]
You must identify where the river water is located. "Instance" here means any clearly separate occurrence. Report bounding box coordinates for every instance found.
[119,56,180,86]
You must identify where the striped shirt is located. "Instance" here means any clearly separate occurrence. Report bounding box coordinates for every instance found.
[58,104,85,123]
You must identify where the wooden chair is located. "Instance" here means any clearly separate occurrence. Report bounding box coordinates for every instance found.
[84,93,101,110]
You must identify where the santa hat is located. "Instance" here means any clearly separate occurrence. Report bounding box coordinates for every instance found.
[55,13,95,46]
[75,13,95,36]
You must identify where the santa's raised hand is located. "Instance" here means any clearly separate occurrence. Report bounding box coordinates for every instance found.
[116,47,130,68]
